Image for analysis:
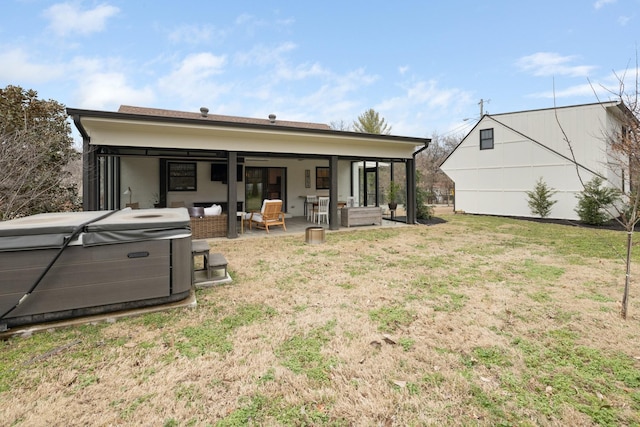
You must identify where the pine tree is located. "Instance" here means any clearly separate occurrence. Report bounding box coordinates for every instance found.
[352,109,391,134]
[574,177,619,225]
[526,177,557,218]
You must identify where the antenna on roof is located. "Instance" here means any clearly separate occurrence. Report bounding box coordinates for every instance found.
[200,107,209,118]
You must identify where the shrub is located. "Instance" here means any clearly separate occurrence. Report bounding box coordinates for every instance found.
[526,177,557,218]
[575,177,619,225]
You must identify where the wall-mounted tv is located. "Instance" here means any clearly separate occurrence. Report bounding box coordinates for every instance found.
[211,163,243,183]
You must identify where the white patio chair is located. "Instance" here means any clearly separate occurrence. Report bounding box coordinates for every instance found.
[306,195,318,221]
[316,197,329,224]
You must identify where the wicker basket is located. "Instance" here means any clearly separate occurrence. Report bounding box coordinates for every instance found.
[190,214,227,239]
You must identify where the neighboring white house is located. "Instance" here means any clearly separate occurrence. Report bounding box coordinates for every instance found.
[68,105,430,237]
[440,101,631,220]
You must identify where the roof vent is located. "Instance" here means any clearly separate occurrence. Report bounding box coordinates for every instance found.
[200,107,209,117]
[268,113,276,123]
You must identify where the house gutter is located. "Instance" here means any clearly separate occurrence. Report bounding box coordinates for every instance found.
[71,113,89,140]
[413,140,430,157]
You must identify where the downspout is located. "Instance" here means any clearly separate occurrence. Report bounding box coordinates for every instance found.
[411,140,431,224]
[72,114,96,211]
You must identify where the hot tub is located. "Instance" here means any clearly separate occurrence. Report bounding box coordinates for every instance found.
[0,208,192,330]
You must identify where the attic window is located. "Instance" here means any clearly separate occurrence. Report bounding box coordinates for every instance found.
[480,128,494,150]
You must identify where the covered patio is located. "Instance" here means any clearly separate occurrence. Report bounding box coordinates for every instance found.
[68,105,430,238]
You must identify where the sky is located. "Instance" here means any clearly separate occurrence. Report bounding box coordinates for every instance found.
[1,0,638,140]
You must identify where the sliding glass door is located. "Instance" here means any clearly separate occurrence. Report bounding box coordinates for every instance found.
[245,167,286,212]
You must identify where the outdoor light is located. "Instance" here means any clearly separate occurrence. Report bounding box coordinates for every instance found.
[123,187,132,204]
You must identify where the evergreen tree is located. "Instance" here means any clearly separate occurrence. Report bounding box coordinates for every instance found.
[352,108,392,134]
[574,176,619,225]
[526,177,557,218]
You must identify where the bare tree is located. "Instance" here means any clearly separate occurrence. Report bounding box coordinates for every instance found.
[330,119,352,131]
[416,132,460,204]
[557,60,640,319]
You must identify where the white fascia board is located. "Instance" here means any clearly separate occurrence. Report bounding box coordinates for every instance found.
[80,117,423,159]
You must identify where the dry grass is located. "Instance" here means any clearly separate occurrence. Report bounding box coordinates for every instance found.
[2,211,640,426]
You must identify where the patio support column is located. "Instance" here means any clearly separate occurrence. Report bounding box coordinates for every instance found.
[84,139,98,211]
[329,155,339,230]
[406,158,416,224]
[227,152,239,238]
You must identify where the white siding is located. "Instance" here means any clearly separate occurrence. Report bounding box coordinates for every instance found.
[441,103,621,220]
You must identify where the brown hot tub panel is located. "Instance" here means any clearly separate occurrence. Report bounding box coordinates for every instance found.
[0,208,192,330]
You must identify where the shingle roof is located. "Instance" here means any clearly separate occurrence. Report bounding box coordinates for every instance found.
[117,105,332,130]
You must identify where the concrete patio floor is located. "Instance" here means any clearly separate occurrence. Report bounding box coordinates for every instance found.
[227,214,411,240]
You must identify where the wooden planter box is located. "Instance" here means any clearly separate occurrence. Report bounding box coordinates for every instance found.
[340,207,382,227]
[190,214,227,239]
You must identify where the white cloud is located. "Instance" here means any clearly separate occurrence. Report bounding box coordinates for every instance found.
[75,72,155,109]
[0,48,65,82]
[234,12,294,36]
[376,80,474,137]
[618,15,631,26]
[296,68,377,108]
[157,53,230,103]
[162,52,227,81]
[529,83,599,99]
[516,52,596,77]
[275,61,329,81]
[525,67,637,101]
[66,56,154,109]
[44,2,119,37]
[167,24,225,45]
[234,42,297,67]
[398,66,410,75]
[594,0,616,9]
[378,80,470,111]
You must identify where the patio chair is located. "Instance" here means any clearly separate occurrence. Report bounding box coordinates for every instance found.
[306,195,318,221]
[316,197,329,224]
[245,199,287,233]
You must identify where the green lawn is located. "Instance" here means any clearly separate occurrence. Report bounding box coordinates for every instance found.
[2,213,639,426]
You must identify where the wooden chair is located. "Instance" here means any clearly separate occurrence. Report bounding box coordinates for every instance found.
[306,195,318,221]
[246,199,286,233]
[316,197,329,224]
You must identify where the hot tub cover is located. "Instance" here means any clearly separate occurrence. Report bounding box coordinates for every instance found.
[0,208,191,252]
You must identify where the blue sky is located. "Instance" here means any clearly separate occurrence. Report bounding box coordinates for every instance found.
[1,0,638,139]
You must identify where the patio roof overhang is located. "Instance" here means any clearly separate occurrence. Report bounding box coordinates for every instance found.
[67,108,429,160]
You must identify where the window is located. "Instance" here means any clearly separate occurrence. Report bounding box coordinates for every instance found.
[316,167,330,189]
[168,162,197,191]
[480,128,494,150]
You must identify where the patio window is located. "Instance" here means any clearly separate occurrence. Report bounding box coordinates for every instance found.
[168,162,197,191]
[316,167,330,189]
[480,128,494,150]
